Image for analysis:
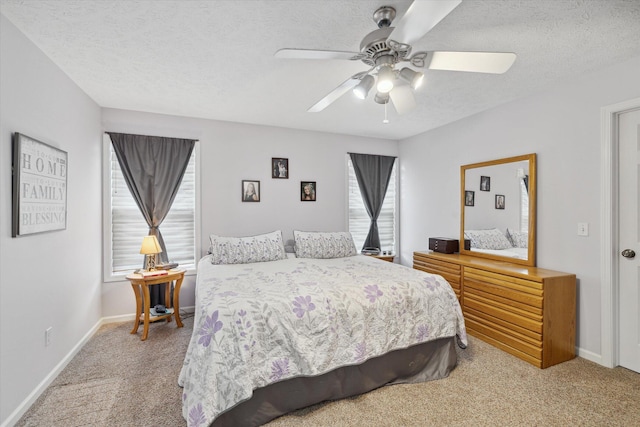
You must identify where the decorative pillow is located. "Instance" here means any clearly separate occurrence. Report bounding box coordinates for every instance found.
[294,231,357,259]
[464,228,513,250]
[209,230,286,264]
[506,228,528,248]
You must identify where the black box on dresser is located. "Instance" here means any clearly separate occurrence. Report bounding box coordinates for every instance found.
[428,237,470,254]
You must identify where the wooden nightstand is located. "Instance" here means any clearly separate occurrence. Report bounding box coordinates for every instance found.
[366,254,395,262]
[126,269,185,341]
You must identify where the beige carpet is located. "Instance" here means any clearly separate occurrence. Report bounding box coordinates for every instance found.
[17,316,640,426]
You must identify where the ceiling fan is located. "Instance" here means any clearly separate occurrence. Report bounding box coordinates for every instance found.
[275,0,516,116]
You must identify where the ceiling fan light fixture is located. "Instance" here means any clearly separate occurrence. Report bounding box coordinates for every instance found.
[374,92,390,104]
[399,67,424,89]
[353,74,375,99]
[377,79,394,93]
[376,66,394,93]
[277,1,516,115]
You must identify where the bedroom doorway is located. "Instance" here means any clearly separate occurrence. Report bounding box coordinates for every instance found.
[617,107,640,373]
[601,97,640,373]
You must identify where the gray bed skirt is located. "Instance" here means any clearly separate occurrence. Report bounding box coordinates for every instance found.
[212,336,458,427]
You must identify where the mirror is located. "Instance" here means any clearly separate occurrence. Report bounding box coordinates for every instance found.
[460,153,536,266]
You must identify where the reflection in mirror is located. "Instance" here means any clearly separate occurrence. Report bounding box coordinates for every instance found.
[460,153,536,267]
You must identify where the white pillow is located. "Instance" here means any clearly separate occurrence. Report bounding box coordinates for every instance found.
[506,228,528,248]
[209,230,286,264]
[294,231,357,259]
[464,228,512,250]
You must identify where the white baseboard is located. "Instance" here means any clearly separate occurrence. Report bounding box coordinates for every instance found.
[100,313,136,323]
[576,346,604,366]
[100,305,195,324]
[0,307,195,427]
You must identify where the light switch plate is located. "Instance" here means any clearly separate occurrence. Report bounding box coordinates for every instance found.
[577,222,589,236]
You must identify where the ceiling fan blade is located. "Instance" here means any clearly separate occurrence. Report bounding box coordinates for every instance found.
[427,51,517,74]
[389,85,417,115]
[275,48,365,61]
[389,0,462,46]
[307,77,361,112]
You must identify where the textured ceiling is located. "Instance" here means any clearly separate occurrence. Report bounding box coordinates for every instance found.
[2,0,640,140]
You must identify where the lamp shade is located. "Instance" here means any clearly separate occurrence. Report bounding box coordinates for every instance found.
[376,66,394,93]
[399,67,424,89]
[353,75,375,100]
[140,235,162,255]
[374,92,390,104]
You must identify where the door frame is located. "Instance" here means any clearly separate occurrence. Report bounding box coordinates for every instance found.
[600,97,640,368]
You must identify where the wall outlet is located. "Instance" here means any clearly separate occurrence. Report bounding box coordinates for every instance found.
[45,327,52,347]
[577,222,589,236]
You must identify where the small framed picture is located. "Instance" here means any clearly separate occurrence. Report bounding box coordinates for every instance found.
[465,190,475,207]
[272,158,289,179]
[242,180,260,202]
[301,181,316,201]
[480,176,491,191]
[495,194,505,209]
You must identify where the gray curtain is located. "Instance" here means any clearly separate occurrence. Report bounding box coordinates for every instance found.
[349,153,396,251]
[108,132,196,306]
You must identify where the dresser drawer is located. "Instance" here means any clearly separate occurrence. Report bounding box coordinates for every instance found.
[414,255,461,278]
[464,321,543,368]
[464,306,542,342]
[464,267,543,295]
[464,291,543,333]
[464,277,543,314]
[465,314,543,360]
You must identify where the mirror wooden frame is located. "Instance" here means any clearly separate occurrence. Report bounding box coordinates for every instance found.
[460,153,537,267]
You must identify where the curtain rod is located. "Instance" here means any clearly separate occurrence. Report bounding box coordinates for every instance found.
[347,152,398,158]
[104,131,199,142]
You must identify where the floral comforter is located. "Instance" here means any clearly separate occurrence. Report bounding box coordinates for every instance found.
[178,255,467,427]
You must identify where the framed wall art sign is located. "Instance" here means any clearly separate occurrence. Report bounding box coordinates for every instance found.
[242,180,260,202]
[12,133,68,237]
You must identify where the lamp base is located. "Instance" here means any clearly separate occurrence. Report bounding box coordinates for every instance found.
[145,254,157,271]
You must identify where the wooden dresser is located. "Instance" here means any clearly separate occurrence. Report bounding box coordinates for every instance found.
[413,251,576,368]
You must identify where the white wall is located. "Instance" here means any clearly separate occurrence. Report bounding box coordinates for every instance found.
[100,109,398,317]
[399,54,640,360]
[0,15,103,425]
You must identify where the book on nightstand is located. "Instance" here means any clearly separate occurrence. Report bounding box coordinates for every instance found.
[156,262,179,270]
[140,270,169,278]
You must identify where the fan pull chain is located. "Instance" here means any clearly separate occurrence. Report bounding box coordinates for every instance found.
[383,101,389,124]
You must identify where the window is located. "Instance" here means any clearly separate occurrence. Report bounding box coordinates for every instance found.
[103,136,199,281]
[520,178,529,232]
[347,157,398,253]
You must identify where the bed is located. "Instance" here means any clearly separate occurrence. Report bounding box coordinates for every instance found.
[178,231,467,427]
[470,246,528,260]
[465,228,528,260]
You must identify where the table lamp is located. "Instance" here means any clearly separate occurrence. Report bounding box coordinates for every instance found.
[140,235,162,271]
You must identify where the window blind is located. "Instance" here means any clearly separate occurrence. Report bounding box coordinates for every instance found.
[109,145,196,274]
[348,158,397,253]
[520,178,529,232]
